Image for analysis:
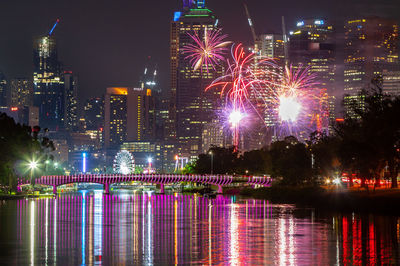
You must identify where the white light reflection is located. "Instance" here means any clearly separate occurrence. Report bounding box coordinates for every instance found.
[81,191,87,265]
[45,199,48,264]
[94,191,103,264]
[54,199,57,264]
[145,195,153,265]
[208,203,212,266]
[277,215,295,266]
[229,203,239,265]
[30,200,35,266]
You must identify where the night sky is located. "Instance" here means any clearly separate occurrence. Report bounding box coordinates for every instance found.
[1,0,399,106]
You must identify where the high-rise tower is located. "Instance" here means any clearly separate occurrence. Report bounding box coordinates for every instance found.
[289,19,335,134]
[64,71,78,131]
[344,17,399,117]
[10,78,33,107]
[33,21,64,129]
[170,0,224,159]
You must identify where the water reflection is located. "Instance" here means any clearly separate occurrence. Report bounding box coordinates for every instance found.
[0,193,398,264]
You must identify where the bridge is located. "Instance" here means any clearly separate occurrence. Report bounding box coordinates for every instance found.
[34,174,272,194]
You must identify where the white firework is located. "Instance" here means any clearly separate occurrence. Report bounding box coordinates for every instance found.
[113,150,135,175]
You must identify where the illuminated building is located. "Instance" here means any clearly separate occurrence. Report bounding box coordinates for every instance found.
[258,34,285,64]
[0,72,7,106]
[121,141,156,169]
[201,119,225,153]
[289,19,334,132]
[256,34,285,138]
[383,70,400,96]
[344,17,399,117]
[51,139,69,163]
[84,97,104,130]
[139,59,166,142]
[104,87,154,148]
[64,71,78,131]
[170,0,224,158]
[33,35,64,129]
[10,78,33,107]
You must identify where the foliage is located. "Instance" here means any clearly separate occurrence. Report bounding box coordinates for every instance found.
[322,84,400,188]
[0,113,57,191]
[269,137,312,185]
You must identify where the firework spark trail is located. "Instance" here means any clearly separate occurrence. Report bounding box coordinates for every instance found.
[206,43,278,148]
[182,27,231,72]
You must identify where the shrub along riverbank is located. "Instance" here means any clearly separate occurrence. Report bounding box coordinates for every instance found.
[237,186,400,214]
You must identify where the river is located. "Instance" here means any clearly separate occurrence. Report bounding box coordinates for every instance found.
[0,190,399,264]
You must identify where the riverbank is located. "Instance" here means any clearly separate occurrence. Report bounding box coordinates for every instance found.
[237,186,400,214]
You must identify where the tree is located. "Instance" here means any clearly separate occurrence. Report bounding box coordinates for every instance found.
[193,146,239,174]
[333,83,400,188]
[308,131,340,180]
[269,136,312,185]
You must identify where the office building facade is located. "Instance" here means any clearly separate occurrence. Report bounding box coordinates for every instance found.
[33,35,64,129]
[170,0,224,159]
[64,71,78,131]
[10,78,33,107]
[344,17,399,117]
[104,87,154,149]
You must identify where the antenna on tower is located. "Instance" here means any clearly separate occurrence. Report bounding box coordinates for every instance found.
[49,18,60,36]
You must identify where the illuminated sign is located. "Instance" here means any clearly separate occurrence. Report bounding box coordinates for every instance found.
[174,12,182,22]
[265,35,273,40]
[297,21,304,27]
[315,20,324,25]
[11,107,18,111]
[82,152,87,173]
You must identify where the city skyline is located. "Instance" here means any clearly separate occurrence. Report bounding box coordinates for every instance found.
[1,0,400,104]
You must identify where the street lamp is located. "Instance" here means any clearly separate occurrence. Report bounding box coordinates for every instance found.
[148,157,153,173]
[28,160,38,184]
[209,151,213,175]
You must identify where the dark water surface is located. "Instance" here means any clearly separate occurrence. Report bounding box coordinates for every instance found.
[0,191,399,265]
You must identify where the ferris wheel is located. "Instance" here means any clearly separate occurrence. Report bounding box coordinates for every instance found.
[113,150,135,175]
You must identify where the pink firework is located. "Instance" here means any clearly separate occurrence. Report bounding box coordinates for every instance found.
[182,28,231,72]
[206,43,277,149]
[272,65,328,137]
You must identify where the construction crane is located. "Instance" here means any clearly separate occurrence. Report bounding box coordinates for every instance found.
[243,3,259,49]
[49,18,60,36]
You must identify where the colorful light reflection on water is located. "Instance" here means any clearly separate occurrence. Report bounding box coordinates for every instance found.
[0,192,399,264]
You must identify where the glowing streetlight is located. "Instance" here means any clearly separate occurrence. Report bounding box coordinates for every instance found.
[28,160,38,184]
[147,157,153,173]
[208,151,213,175]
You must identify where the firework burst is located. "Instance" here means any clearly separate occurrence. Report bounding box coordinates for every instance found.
[206,43,277,148]
[182,27,231,72]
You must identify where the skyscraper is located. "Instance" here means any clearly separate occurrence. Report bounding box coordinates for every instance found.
[383,69,400,96]
[64,71,78,131]
[289,19,335,133]
[170,0,223,159]
[10,78,33,107]
[33,34,64,129]
[344,17,399,117]
[104,87,154,148]
[0,72,7,106]
[84,97,104,130]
